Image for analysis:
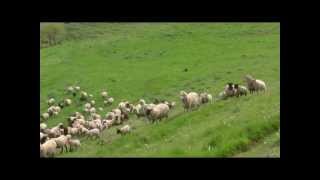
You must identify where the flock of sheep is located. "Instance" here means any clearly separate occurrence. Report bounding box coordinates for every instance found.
[40,74,266,157]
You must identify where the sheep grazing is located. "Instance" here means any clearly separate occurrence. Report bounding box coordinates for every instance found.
[118,101,131,114]
[40,139,57,158]
[80,91,88,101]
[69,139,81,151]
[200,93,213,104]
[234,84,248,97]
[98,107,103,112]
[180,91,201,111]
[89,107,96,114]
[47,98,55,106]
[244,75,267,93]
[48,123,64,138]
[218,91,227,100]
[101,91,108,99]
[40,132,48,144]
[64,98,72,106]
[145,103,170,123]
[67,86,76,96]
[85,103,91,109]
[133,104,145,118]
[41,113,50,121]
[67,127,80,136]
[79,126,89,135]
[116,125,132,135]
[107,97,114,104]
[90,100,95,106]
[106,111,116,120]
[52,134,72,153]
[87,128,100,139]
[112,108,122,125]
[74,86,81,91]
[40,123,47,132]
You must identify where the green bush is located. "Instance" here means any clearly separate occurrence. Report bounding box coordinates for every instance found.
[40,23,66,48]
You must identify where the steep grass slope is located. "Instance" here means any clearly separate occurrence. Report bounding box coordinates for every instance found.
[40,23,280,157]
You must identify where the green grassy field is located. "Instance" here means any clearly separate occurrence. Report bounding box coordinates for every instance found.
[40,23,280,157]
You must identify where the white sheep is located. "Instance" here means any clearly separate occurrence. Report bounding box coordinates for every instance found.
[41,113,50,121]
[89,107,96,114]
[85,103,91,109]
[200,93,213,104]
[133,104,145,118]
[145,103,170,123]
[52,134,71,153]
[101,91,108,99]
[86,128,100,139]
[90,100,95,106]
[40,123,47,132]
[244,75,267,93]
[69,139,81,151]
[180,91,201,111]
[80,91,88,101]
[74,86,81,91]
[40,139,57,158]
[64,98,72,106]
[98,107,103,111]
[47,98,55,106]
[234,84,248,97]
[116,124,132,135]
[67,127,80,136]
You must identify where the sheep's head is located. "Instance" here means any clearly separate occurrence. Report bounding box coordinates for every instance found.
[234,84,239,89]
[116,128,121,134]
[145,108,152,115]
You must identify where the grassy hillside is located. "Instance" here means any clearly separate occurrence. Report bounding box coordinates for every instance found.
[40,23,280,157]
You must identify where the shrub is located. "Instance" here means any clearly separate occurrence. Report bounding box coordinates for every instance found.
[40,23,66,48]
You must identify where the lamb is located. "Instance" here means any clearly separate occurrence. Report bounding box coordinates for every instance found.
[234,84,248,97]
[145,103,170,123]
[52,134,72,153]
[47,98,55,106]
[180,91,201,111]
[244,75,267,93]
[116,124,132,135]
[40,139,57,158]
[69,139,81,151]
